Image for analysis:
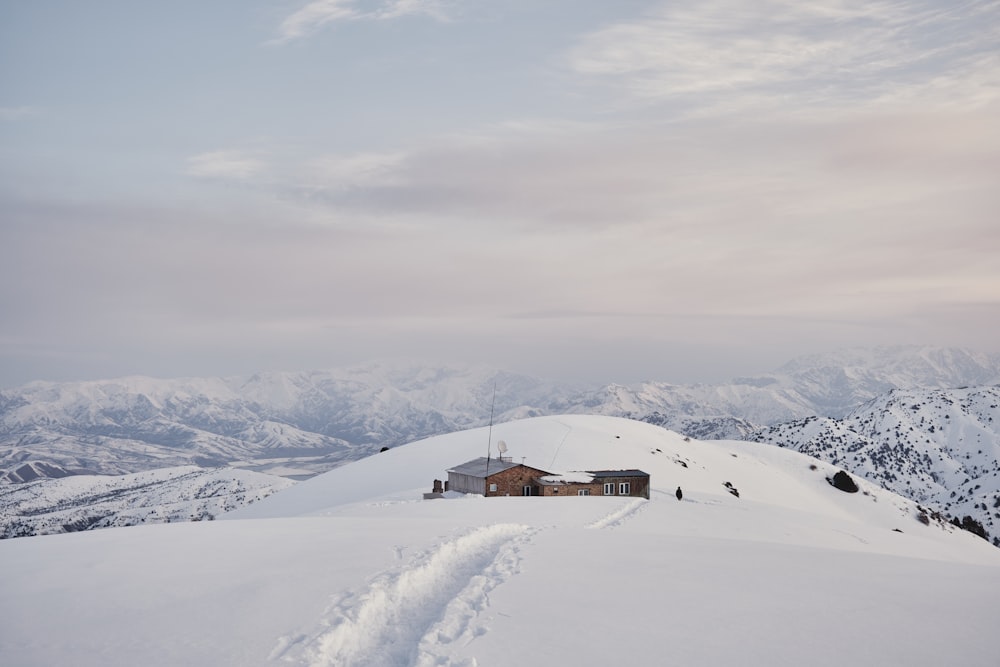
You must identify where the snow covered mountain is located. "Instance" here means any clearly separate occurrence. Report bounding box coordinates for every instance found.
[578,345,1000,438]
[0,466,294,538]
[3,346,997,484]
[3,415,998,667]
[749,386,1000,546]
[0,363,577,482]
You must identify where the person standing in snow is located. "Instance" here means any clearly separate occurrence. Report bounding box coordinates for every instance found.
[675,486,683,501]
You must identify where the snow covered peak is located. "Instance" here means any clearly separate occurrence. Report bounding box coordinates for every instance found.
[228,414,997,561]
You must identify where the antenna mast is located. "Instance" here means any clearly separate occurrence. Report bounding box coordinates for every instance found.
[484,381,496,488]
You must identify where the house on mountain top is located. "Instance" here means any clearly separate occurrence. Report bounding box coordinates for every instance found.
[437,457,649,499]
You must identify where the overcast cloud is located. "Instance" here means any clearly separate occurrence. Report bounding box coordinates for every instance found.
[1,0,998,387]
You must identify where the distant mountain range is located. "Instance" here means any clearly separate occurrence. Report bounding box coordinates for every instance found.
[0,365,576,481]
[2,346,998,482]
[592,345,1000,437]
[1,345,998,540]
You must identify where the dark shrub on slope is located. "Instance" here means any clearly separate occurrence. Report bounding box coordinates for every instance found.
[828,470,859,493]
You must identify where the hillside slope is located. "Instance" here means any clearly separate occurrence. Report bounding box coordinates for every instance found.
[750,386,1000,545]
[228,414,992,562]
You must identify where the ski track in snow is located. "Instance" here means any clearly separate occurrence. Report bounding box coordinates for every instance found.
[832,528,871,545]
[271,523,534,667]
[547,419,574,469]
[586,497,648,529]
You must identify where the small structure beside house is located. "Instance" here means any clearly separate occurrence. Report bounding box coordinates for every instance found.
[440,457,649,499]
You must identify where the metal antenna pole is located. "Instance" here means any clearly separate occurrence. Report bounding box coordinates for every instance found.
[484,381,496,493]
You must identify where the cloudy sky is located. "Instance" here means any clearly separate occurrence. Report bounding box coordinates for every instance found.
[2,0,998,387]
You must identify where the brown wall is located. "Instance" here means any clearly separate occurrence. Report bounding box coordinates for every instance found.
[485,465,551,497]
[539,482,603,496]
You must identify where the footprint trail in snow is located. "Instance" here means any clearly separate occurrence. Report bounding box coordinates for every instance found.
[585,497,648,529]
[273,523,534,667]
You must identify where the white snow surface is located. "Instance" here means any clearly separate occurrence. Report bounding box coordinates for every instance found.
[2,415,999,667]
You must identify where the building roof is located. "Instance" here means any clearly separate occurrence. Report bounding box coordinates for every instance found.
[587,469,650,478]
[447,457,548,479]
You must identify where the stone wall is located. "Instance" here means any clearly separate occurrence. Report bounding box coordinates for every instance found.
[485,465,551,497]
[539,482,603,497]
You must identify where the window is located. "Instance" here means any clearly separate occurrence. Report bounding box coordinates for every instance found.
[578,489,590,496]
[522,485,532,496]
[619,482,631,495]
[603,482,614,495]
[489,483,497,493]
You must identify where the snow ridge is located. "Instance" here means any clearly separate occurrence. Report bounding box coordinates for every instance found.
[275,523,533,667]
